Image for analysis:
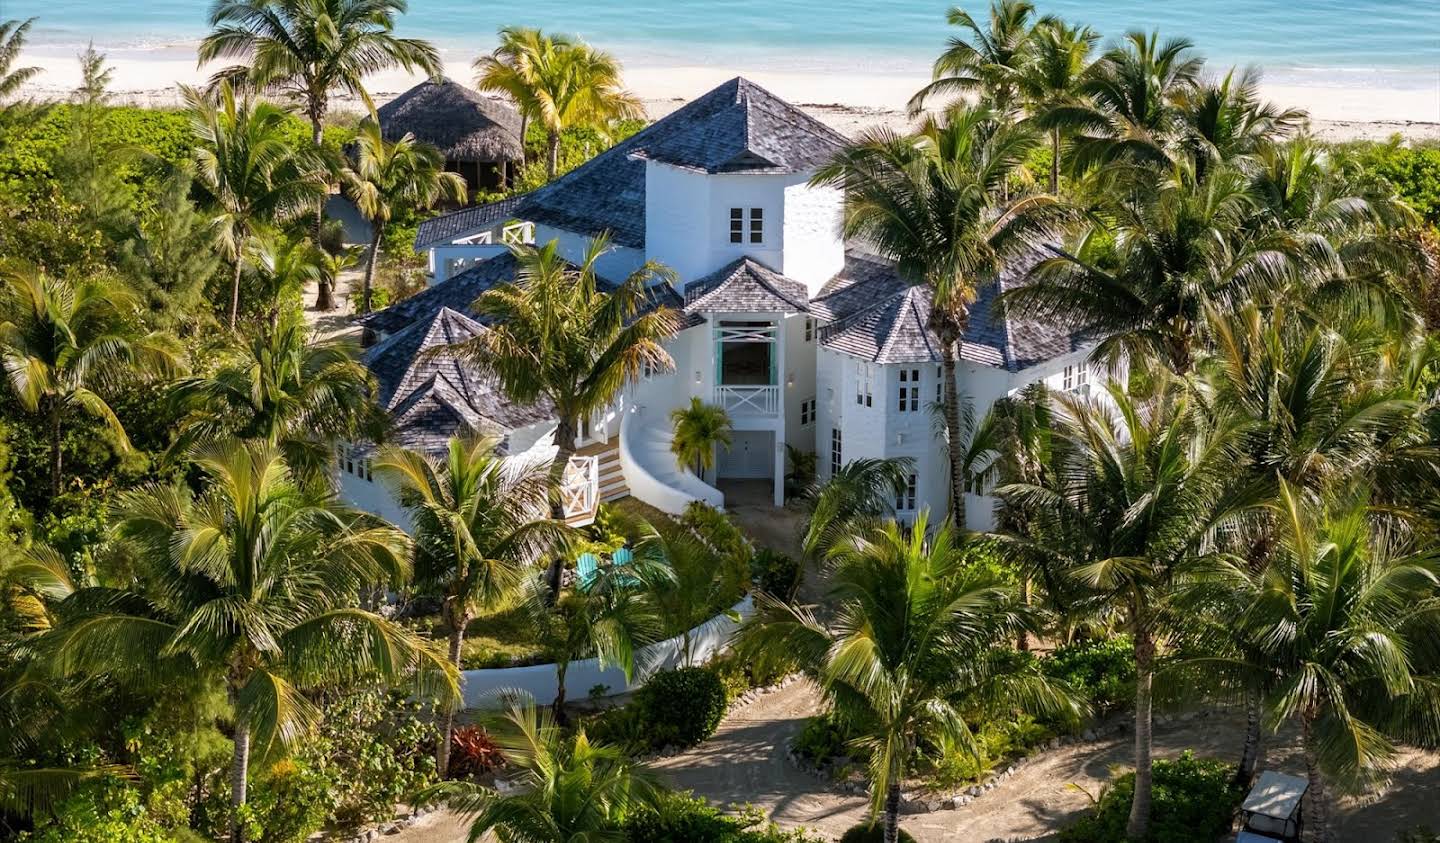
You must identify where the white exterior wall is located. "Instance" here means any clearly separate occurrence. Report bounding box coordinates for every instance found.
[784,314,819,458]
[780,181,846,295]
[532,223,646,281]
[338,469,410,531]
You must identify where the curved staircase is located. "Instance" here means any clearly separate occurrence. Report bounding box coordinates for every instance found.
[617,407,725,515]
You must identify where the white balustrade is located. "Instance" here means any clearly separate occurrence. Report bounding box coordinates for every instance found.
[715,384,780,416]
[560,455,599,522]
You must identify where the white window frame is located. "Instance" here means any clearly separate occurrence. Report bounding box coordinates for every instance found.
[1063,365,1074,391]
[896,472,918,512]
[830,428,843,476]
[804,318,814,343]
[856,364,873,407]
[729,207,744,244]
[935,366,943,404]
[800,396,815,427]
[749,207,764,244]
[728,207,765,245]
[898,368,920,412]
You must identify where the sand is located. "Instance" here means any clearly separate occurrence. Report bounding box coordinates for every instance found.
[12,48,1440,143]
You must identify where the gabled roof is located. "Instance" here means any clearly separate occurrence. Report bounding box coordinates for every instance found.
[415,77,848,251]
[362,306,553,454]
[377,78,523,163]
[684,257,809,314]
[414,197,525,250]
[814,250,1081,372]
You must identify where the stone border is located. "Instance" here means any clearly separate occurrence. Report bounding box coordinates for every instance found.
[329,804,438,842]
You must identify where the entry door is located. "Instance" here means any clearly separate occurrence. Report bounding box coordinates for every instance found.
[719,431,773,479]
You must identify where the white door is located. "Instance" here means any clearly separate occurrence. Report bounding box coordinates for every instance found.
[719,431,774,479]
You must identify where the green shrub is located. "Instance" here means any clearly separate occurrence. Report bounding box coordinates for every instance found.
[623,792,826,842]
[637,666,728,749]
[583,703,651,756]
[1057,751,1242,843]
[838,822,917,843]
[1399,828,1440,843]
[25,778,172,843]
[749,548,801,600]
[707,653,788,704]
[247,757,332,843]
[792,712,856,765]
[1043,636,1135,713]
[681,501,753,567]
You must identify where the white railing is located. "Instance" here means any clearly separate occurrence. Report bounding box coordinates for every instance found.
[560,455,599,522]
[502,221,535,245]
[715,384,780,416]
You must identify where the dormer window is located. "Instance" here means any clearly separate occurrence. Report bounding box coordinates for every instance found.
[729,207,764,244]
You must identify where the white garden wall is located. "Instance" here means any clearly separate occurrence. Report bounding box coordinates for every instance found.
[457,595,754,708]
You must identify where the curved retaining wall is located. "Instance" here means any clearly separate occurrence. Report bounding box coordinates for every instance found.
[616,407,725,516]
[458,595,753,709]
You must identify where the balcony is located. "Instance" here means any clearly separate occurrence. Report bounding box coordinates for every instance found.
[715,384,780,416]
[560,455,600,527]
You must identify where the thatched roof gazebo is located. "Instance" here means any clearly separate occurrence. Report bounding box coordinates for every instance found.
[377,78,524,196]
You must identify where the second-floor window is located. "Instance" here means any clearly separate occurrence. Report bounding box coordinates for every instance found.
[896,472,918,512]
[800,397,816,426]
[1063,363,1090,392]
[936,366,944,404]
[898,368,920,412]
[856,364,873,407]
[831,428,843,476]
[804,318,814,343]
[729,207,764,244]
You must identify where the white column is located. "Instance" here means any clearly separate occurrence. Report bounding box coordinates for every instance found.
[773,437,785,507]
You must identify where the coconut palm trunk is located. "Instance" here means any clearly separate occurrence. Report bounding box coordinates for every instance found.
[552,659,570,725]
[1235,692,1263,788]
[229,718,250,843]
[436,605,468,778]
[1301,711,1332,843]
[546,129,562,178]
[883,781,903,843]
[229,254,244,330]
[1126,624,1156,839]
[361,222,384,314]
[545,416,579,594]
[939,343,968,529]
[48,401,63,498]
[1049,127,1061,194]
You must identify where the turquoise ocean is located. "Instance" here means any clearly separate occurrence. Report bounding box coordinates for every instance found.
[5,0,1439,90]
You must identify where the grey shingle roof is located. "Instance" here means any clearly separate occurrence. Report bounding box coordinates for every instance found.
[414,77,849,251]
[814,250,1080,371]
[362,306,553,455]
[414,197,525,250]
[362,252,522,336]
[684,257,809,314]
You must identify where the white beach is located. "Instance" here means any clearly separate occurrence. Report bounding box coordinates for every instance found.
[14,46,1440,142]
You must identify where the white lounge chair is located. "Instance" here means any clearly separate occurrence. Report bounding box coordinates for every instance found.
[1238,770,1308,841]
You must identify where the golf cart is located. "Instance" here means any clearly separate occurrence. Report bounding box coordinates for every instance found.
[1235,770,1307,842]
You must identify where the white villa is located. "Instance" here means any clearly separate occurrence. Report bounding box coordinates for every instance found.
[338,77,1097,531]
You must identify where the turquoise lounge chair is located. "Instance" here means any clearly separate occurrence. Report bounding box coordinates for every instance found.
[575,552,599,591]
[611,547,633,568]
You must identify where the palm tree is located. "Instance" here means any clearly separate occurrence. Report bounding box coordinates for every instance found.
[1195,485,1440,843]
[1020,18,1098,193]
[735,514,1076,843]
[42,442,456,842]
[992,376,1248,838]
[634,520,745,665]
[669,398,732,480]
[199,0,441,153]
[1006,164,1291,374]
[0,264,182,498]
[375,437,568,777]
[312,241,360,313]
[342,121,466,313]
[472,26,551,163]
[447,236,680,579]
[814,104,1065,520]
[426,695,663,841]
[1049,30,1204,175]
[527,576,661,723]
[243,230,324,328]
[474,30,642,178]
[801,456,914,559]
[1173,67,1304,184]
[909,0,1039,118]
[168,311,384,480]
[186,81,325,329]
[0,19,43,127]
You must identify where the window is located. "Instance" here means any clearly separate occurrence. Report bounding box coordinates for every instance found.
[830,428,843,476]
[1063,365,1074,391]
[800,397,816,426]
[936,366,944,404]
[1076,363,1089,388]
[896,472,918,512]
[338,445,372,482]
[642,359,656,379]
[804,318,814,343]
[898,368,920,412]
[728,207,765,245]
[856,364,873,407]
